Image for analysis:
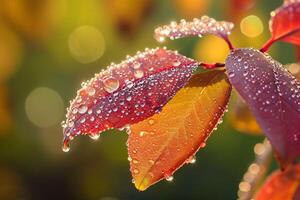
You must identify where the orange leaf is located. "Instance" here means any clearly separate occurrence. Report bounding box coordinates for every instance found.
[127,70,232,191]
[255,164,300,200]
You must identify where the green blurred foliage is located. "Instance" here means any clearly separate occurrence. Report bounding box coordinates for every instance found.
[0,0,295,199]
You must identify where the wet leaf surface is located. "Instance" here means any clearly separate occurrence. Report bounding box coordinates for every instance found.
[62,48,198,151]
[226,48,300,167]
[128,70,231,190]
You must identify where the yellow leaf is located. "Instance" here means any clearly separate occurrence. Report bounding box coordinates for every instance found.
[128,70,232,191]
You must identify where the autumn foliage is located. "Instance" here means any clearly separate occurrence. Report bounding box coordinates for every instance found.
[62,0,300,198]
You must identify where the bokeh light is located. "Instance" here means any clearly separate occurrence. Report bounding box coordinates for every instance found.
[25,87,64,128]
[194,35,229,63]
[68,25,105,64]
[240,15,264,38]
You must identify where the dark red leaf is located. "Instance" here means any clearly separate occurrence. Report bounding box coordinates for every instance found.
[226,48,300,167]
[268,0,300,46]
[61,48,198,151]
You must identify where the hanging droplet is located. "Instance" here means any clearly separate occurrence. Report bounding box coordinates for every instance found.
[62,143,70,152]
[103,77,119,93]
[165,175,174,182]
[187,156,196,164]
[90,133,100,140]
[78,105,88,114]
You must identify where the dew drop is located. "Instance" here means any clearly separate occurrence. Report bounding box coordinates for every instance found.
[89,133,100,140]
[78,105,88,114]
[173,60,181,67]
[165,176,174,182]
[148,119,155,125]
[134,69,144,78]
[132,159,139,164]
[103,77,119,93]
[133,169,140,174]
[62,143,70,152]
[126,96,132,101]
[87,86,96,96]
[187,156,196,164]
[133,62,141,69]
[125,80,134,89]
[72,108,78,114]
[228,72,235,78]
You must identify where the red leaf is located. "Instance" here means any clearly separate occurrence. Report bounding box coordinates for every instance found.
[61,48,198,151]
[154,16,234,42]
[255,164,300,200]
[127,70,231,190]
[226,48,300,167]
[267,0,300,47]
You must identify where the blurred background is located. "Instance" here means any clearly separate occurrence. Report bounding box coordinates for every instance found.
[0,0,299,199]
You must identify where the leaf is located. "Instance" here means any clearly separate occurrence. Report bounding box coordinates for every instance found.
[154,16,234,42]
[226,48,300,167]
[62,48,198,150]
[255,164,300,200]
[228,91,262,135]
[127,70,231,191]
[269,0,300,46]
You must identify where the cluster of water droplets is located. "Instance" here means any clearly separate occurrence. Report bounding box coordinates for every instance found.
[61,47,198,152]
[226,48,300,160]
[154,16,234,42]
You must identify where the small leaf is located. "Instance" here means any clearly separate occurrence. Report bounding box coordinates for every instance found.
[62,48,198,149]
[255,164,300,200]
[226,48,300,167]
[154,16,234,42]
[269,0,300,46]
[127,70,231,191]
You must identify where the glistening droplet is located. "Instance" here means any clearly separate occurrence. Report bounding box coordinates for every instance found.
[103,77,119,93]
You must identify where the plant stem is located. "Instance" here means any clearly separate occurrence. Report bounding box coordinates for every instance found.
[237,138,273,200]
[260,38,274,53]
[260,28,300,53]
[223,35,234,50]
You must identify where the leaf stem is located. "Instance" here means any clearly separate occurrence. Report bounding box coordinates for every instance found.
[260,28,300,53]
[223,35,234,50]
[260,38,275,53]
[237,138,273,200]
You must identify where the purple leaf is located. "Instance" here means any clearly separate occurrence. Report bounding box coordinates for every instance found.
[226,48,300,167]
